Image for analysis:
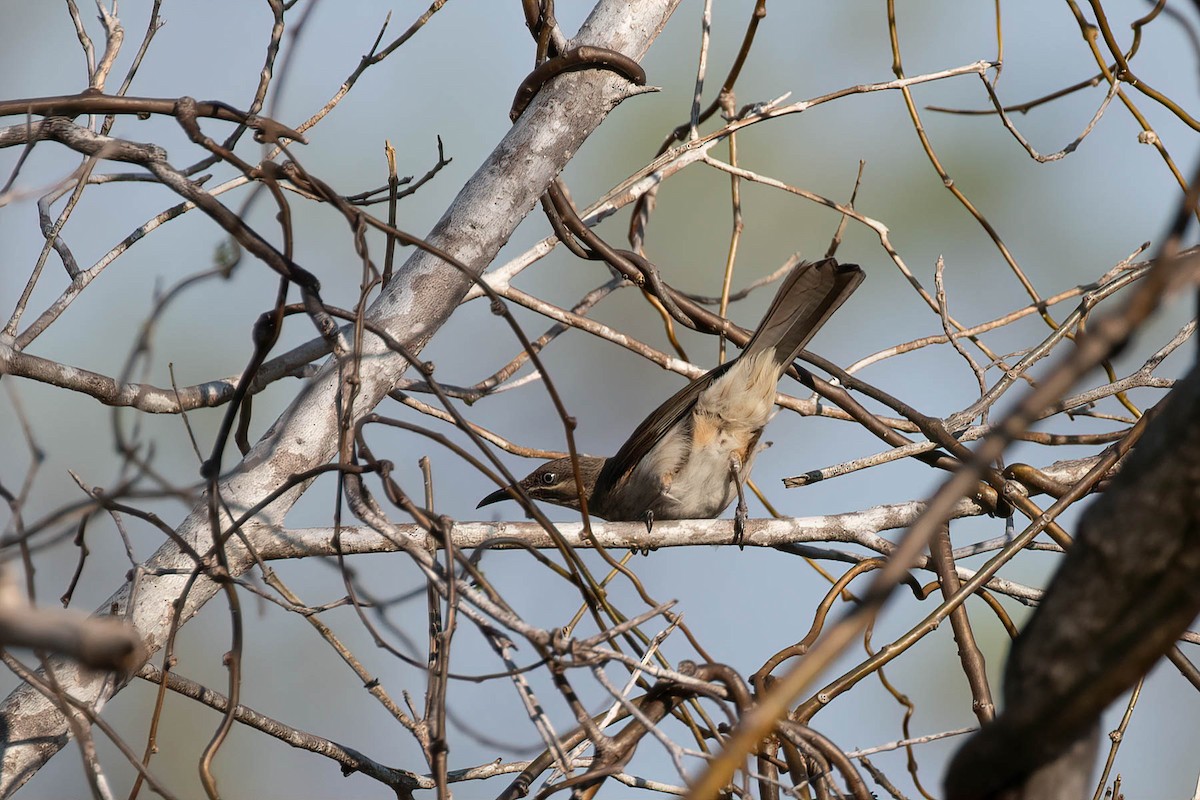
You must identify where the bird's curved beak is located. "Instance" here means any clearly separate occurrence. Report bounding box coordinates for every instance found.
[477,485,517,509]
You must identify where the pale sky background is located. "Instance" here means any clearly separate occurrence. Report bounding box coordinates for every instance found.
[1,1,1198,798]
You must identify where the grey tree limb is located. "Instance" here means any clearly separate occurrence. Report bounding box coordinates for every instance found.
[0,2,681,793]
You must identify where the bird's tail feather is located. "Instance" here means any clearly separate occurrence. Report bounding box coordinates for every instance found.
[742,258,864,368]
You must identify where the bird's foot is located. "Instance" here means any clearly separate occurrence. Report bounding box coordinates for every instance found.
[733,499,748,550]
[640,510,655,555]
[730,457,748,550]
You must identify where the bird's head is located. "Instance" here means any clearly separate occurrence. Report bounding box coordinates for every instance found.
[477,456,608,513]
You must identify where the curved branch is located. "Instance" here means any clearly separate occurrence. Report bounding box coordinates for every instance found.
[0,2,682,792]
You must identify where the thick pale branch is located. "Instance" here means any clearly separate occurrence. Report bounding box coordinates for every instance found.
[0,2,681,792]
[255,507,1043,602]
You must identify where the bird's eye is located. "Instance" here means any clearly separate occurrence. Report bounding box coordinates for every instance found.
[540,471,557,485]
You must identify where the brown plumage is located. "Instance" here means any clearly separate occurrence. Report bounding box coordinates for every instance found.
[478,258,863,536]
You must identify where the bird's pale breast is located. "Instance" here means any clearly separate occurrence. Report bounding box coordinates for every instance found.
[629,350,781,519]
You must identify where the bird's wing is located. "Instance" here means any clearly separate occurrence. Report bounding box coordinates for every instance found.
[592,360,735,503]
[591,258,864,510]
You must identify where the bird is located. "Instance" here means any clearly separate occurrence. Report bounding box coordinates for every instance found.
[478,258,864,542]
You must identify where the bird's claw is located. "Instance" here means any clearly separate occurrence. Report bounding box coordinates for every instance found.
[730,456,748,550]
[733,498,747,550]
[640,510,655,555]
